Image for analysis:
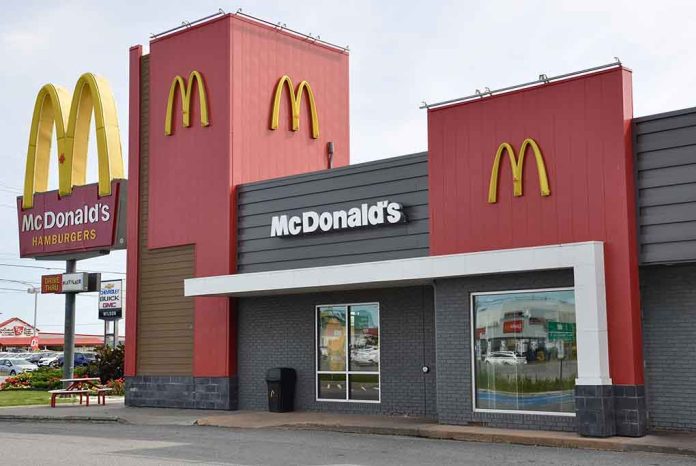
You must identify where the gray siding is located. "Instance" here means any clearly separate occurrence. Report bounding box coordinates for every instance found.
[237,287,437,417]
[641,263,696,431]
[236,153,428,273]
[635,107,696,264]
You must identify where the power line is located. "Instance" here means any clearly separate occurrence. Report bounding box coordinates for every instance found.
[0,287,29,292]
[0,263,126,275]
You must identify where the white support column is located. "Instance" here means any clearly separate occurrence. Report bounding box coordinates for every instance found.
[573,242,612,386]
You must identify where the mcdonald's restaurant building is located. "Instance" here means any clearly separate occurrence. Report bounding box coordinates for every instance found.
[124,13,696,438]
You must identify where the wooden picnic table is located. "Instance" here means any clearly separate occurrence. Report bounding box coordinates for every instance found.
[49,377,111,407]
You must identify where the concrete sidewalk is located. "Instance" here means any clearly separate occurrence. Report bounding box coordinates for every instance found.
[1,400,694,457]
[0,398,219,426]
[195,411,696,458]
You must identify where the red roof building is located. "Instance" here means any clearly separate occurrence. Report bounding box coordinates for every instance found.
[0,317,106,349]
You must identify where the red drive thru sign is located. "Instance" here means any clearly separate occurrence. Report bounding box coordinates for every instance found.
[41,274,62,294]
[30,337,39,351]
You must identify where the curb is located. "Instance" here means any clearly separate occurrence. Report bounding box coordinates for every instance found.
[198,420,696,458]
[0,414,123,423]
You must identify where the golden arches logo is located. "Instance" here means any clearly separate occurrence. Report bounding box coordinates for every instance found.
[164,71,209,136]
[270,75,319,139]
[23,73,124,209]
[487,138,551,204]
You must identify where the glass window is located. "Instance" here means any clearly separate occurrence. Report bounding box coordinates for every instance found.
[472,289,576,415]
[317,303,380,402]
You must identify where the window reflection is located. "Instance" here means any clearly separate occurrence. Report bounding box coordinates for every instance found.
[473,289,577,414]
[318,306,347,372]
[317,303,380,402]
[350,305,379,372]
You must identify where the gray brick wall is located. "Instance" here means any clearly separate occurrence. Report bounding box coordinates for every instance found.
[434,270,577,432]
[641,263,696,432]
[237,286,437,418]
[126,376,237,410]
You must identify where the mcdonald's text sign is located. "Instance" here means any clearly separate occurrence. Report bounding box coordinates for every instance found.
[17,180,126,258]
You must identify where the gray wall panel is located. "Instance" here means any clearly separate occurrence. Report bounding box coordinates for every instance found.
[641,264,696,431]
[635,107,696,264]
[237,153,429,272]
[639,184,696,207]
[636,125,696,152]
[239,248,430,274]
[237,287,437,417]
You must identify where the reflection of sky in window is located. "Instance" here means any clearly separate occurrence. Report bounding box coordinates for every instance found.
[475,291,575,328]
[350,305,378,329]
[319,307,346,327]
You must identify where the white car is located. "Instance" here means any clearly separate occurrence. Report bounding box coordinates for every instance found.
[484,351,527,365]
[38,354,61,367]
[0,358,38,375]
[351,347,379,365]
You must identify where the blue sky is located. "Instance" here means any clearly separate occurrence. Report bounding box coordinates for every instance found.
[0,0,695,335]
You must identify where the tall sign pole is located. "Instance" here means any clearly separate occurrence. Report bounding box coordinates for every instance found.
[63,260,77,384]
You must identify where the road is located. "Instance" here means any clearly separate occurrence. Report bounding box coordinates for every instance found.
[0,421,693,465]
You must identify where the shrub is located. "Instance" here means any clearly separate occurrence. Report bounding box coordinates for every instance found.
[1,374,31,390]
[0,367,62,391]
[87,344,124,384]
[106,378,125,396]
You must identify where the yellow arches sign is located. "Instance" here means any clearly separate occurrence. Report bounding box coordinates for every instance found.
[487,138,551,204]
[270,75,319,139]
[23,73,124,209]
[164,70,209,136]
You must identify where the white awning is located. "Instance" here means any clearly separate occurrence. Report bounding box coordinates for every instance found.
[185,241,602,298]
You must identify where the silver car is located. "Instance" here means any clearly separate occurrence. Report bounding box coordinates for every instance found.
[483,351,527,365]
[37,353,60,367]
[0,358,38,375]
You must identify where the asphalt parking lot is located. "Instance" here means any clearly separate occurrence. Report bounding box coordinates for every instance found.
[0,421,694,466]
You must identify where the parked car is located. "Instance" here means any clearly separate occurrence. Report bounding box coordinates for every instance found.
[52,352,92,368]
[38,353,61,367]
[483,351,527,365]
[0,358,38,375]
[21,352,51,365]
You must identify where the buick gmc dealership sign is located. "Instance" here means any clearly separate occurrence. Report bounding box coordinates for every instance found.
[270,200,405,237]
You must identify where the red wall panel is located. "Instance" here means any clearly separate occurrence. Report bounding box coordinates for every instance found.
[428,68,643,385]
[125,45,142,377]
[141,15,349,377]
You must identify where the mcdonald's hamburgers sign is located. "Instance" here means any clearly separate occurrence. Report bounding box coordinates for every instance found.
[16,73,127,259]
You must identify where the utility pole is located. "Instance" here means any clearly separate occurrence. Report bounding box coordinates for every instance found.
[63,260,77,386]
[28,287,39,336]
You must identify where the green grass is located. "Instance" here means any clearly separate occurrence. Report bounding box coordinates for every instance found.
[0,390,76,407]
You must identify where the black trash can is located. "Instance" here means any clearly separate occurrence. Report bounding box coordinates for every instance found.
[266,367,296,412]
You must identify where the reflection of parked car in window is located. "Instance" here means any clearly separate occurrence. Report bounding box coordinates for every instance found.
[351,347,379,365]
[484,351,527,365]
